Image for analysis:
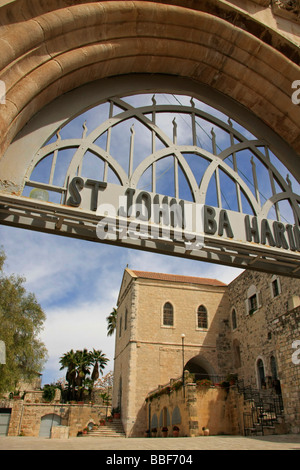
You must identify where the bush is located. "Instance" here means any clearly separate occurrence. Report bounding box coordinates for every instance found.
[42,384,57,402]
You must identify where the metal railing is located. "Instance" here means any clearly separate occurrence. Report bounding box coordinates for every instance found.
[238,379,284,436]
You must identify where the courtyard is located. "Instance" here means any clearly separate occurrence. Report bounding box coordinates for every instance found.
[1,434,300,451]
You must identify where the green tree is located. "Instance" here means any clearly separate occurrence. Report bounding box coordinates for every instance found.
[59,349,77,400]
[74,348,91,400]
[91,348,108,382]
[106,307,117,336]
[42,383,57,402]
[0,249,48,394]
[59,348,109,401]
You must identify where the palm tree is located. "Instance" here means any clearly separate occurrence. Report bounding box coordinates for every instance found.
[91,348,109,383]
[59,348,109,401]
[59,349,77,400]
[106,307,117,336]
[74,349,91,400]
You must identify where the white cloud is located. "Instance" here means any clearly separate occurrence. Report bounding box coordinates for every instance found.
[40,299,116,384]
[0,216,242,386]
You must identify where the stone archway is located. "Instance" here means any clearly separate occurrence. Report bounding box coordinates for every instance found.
[184,355,217,382]
[0,0,299,174]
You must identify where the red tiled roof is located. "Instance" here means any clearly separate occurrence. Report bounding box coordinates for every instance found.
[131,270,227,287]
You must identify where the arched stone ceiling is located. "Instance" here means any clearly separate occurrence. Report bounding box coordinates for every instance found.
[0,0,299,180]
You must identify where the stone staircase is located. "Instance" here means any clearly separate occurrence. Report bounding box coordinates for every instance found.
[238,380,286,436]
[85,419,126,438]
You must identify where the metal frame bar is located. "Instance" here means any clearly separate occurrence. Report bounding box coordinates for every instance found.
[0,193,299,278]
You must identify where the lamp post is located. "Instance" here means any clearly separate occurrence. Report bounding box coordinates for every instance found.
[181,334,185,385]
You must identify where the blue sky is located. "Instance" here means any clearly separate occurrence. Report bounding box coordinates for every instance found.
[1,92,298,385]
[0,224,242,385]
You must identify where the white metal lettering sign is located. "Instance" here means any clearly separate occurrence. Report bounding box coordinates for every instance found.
[0,78,299,277]
[66,177,300,256]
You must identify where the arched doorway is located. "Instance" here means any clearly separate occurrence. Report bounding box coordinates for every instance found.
[39,414,61,438]
[184,355,217,383]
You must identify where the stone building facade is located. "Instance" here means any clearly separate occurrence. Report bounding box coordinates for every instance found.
[112,268,300,437]
[227,270,300,390]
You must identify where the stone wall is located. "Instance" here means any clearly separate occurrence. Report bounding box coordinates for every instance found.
[3,399,109,437]
[146,381,243,437]
[227,270,300,433]
[227,270,300,388]
[272,306,300,433]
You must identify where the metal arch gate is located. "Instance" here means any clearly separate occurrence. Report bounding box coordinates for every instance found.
[0,75,299,278]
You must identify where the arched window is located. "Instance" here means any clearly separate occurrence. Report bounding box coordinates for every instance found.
[197,305,208,329]
[163,302,174,326]
[232,308,237,330]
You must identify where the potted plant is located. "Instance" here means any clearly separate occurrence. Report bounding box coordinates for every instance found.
[172,425,179,437]
[100,418,106,426]
[151,427,157,437]
[196,379,212,388]
[112,407,121,419]
[145,429,150,437]
[161,426,168,437]
[202,426,209,436]
[83,427,88,434]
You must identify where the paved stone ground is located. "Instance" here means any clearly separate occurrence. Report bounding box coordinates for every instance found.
[1,434,300,450]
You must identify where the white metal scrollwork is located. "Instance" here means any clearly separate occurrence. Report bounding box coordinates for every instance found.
[25,93,299,226]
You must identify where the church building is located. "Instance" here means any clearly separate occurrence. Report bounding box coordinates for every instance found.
[112,268,300,437]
